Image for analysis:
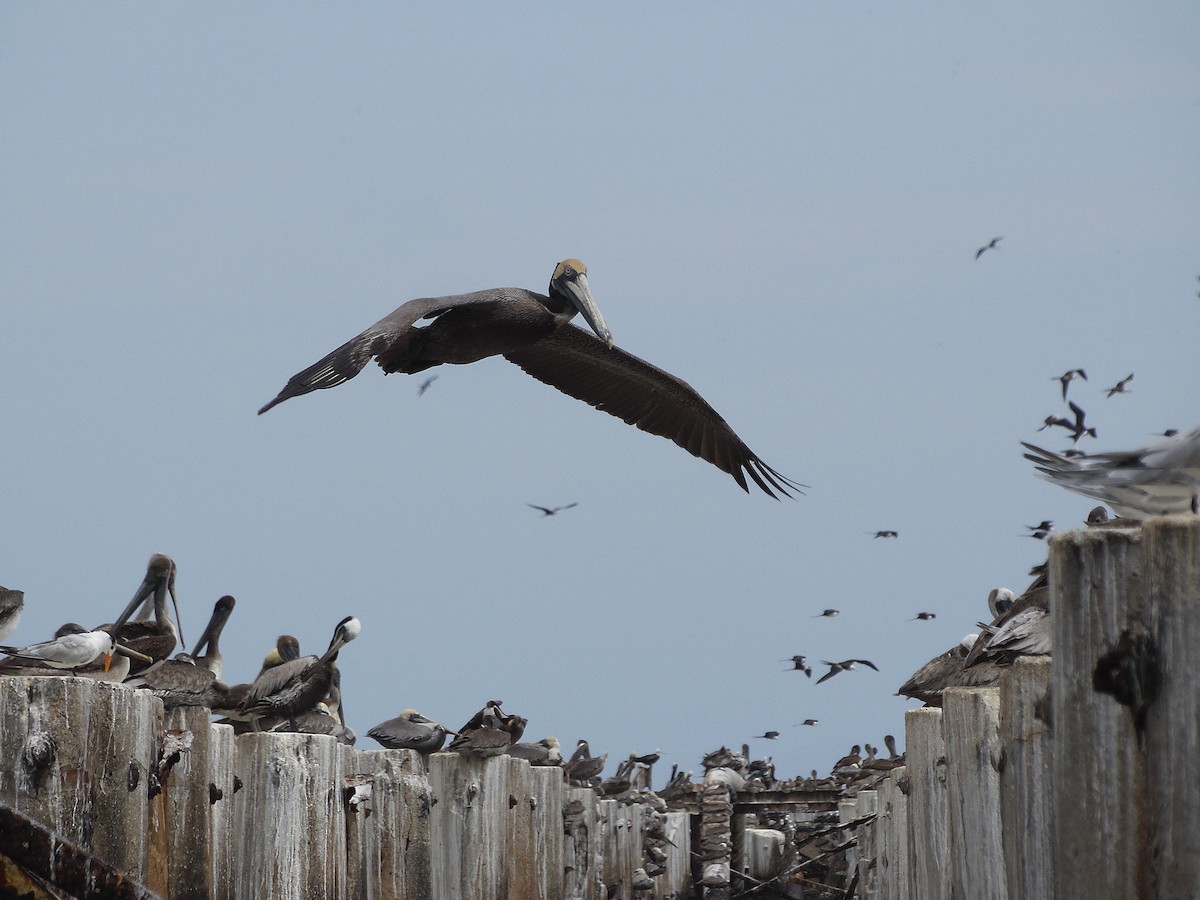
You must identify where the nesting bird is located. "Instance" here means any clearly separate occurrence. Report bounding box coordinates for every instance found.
[367,709,449,753]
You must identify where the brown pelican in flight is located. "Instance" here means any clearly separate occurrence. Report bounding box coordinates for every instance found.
[258,260,804,498]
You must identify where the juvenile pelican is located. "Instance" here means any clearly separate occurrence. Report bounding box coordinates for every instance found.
[1023,425,1200,516]
[367,709,449,753]
[508,736,563,766]
[102,554,183,676]
[258,260,804,498]
[447,712,512,758]
[189,595,236,679]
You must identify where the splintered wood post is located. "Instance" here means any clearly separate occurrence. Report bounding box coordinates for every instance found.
[1051,526,1147,900]
[504,757,537,899]
[837,798,859,888]
[232,732,349,900]
[942,687,1006,900]
[208,723,236,900]
[529,766,565,900]
[0,676,164,886]
[740,827,784,882]
[428,752,511,900]
[904,707,948,900]
[563,786,601,900]
[998,656,1053,900]
[855,790,879,899]
[1142,516,1200,896]
[162,705,216,900]
[876,768,909,900]
[652,811,690,900]
[599,798,626,898]
[346,749,432,900]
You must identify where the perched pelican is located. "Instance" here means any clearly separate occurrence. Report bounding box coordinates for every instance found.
[0,587,23,642]
[447,712,512,758]
[189,595,236,680]
[965,574,1051,668]
[257,260,804,498]
[368,710,450,753]
[102,554,183,676]
[508,736,563,766]
[128,652,228,709]
[238,616,360,730]
[564,739,607,783]
[458,699,506,734]
[1023,425,1200,517]
[896,634,992,705]
[210,634,301,725]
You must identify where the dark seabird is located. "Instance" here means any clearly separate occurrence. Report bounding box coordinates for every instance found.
[564,739,608,783]
[813,609,840,618]
[189,595,236,680]
[1023,425,1200,516]
[0,587,24,642]
[458,699,506,734]
[964,573,1050,668]
[816,659,878,684]
[796,719,819,726]
[210,635,302,724]
[528,502,578,517]
[367,709,449,753]
[238,616,360,730]
[975,236,1003,259]
[447,712,512,758]
[129,652,228,709]
[1066,401,1097,443]
[102,553,184,676]
[417,374,438,396]
[1055,368,1087,401]
[910,612,936,621]
[257,260,805,498]
[753,731,780,740]
[782,655,812,677]
[870,530,898,539]
[896,634,991,705]
[1105,373,1133,398]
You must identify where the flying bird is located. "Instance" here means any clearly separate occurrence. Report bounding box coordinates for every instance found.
[753,731,780,740]
[910,612,936,621]
[796,719,819,726]
[870,530,898,539]
[1055,369,1087,401]
[417,374,438,396]
[782,655,812,677]
[527,502,578,517]
[1025,520,1053,540]
[257,260,804,498]
[1023,425,1200,517]
[813,609,840,618]
[816,659,878,684]
[975,236,1003,259]
[1066,401,1097,443]
[1105,373,1133,398]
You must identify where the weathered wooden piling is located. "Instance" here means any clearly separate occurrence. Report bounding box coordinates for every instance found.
[853,790,879,898]
[563,786,602,900]
[428,750,513,900]
[0,676,164,888]
[346,748,433,900]
[998,656,1052,900]
[161,706,217,900]
[903,707,948,900]
[876,767,908,900]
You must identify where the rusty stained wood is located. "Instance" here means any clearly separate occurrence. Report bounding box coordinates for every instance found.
[1050,526,1148,900]
[347,748,433,900]
[998,657,1053,900]
[1142,516,1200,898]
[942,688,1006,900]
[904,706,948,900]
[231,732,351,900]
[428,751,512,900]
[0,676,163,886]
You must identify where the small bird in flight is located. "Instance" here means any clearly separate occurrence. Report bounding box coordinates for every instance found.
[870,530,898,539]
[1055,369,1087,402]
[812,609,840,618]
[782,655,812,677]
[527,502,579,517]
[753,731,780,740]
[1025,520,1053,540]
[910,612,936,621]
[975,237,1003,259]
[417,374,438,396]
[1066,401,1097,443]
[796,719,819,726]
[816,659,878,684]
[1105,373,1133,398]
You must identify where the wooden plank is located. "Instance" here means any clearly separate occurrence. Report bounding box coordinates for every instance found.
[876,768,908,900]
[428,751,510,900]
[530,766,565,900]
[162,705,214,900]
[0,676,163,885]
[652,811,691,900]
[207,723,235,900]
[998,656,1053,900]
[563,787,601,900]
[1142,516,1200,898]
[904,706,948,900]
[348,748,433,900]
[505,757,537,900]
[943,687,1006,900]
[1050,526,1147,900]
[231,732,349,900]
[855,790,879,899]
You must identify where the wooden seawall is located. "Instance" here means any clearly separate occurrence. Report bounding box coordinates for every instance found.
[840,516,1199,899]
[0,687,692,900]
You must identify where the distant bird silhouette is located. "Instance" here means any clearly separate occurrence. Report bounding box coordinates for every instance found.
[975,237,1003,259]
[1025,520,1053,540]
[813,609,839,618]
[528,502,579,517]
[796,719,819,726]
[1023,425,1200,517]
[910,612,936,621]
[816,659,878,684]
[1055,368,1087,401]
[870,530,898,539]
[782,655,812,677]
[1160,429,1179,438]
[417,374,438,396]
[1105,373,1133,398]
[753,731,780,740]
[1038,414,1073,433]
[1066,401,1097,443]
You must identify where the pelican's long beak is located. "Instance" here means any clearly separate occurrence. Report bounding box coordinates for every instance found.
[115,643,155,664]
[563,273,614,349]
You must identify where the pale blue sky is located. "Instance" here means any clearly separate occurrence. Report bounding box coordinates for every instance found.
[3,3,1198,777]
